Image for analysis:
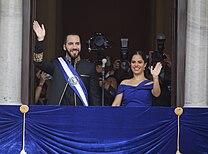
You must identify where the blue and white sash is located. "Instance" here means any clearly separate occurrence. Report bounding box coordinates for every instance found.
[56,57,89,106]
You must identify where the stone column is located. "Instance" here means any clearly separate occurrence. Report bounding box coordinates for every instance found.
[185,0,208,107]
[0,0,22,105]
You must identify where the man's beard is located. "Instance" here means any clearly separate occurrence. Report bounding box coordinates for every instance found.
[67,50,79,60]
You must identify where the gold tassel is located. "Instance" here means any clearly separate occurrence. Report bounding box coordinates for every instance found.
[20,105,29,154]
[174,107,183,154]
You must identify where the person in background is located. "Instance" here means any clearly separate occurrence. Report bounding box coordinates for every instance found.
[146,51,171,106]
[112,50,162,107]
[33,20,100,106]
[35,69,51,105]
[106,59,132,84]
[95,60,117,106]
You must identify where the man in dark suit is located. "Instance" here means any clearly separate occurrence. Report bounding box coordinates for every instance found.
[33,20,101,106]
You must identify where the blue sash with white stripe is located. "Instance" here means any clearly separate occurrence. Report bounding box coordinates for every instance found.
[56,57,89,106]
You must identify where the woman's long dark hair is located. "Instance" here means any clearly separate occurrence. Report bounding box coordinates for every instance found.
[129,50,147,63]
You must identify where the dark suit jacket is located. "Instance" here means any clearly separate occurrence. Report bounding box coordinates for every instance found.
[34,42,101,106]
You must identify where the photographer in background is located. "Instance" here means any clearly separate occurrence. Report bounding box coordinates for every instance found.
[109,38,132,84]
[146,34,171,106]
[95,59,118,106]
[35,69,51,105]
[105,59,131,84]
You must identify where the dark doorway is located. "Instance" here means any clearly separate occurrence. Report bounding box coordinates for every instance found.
[58,0,153,61]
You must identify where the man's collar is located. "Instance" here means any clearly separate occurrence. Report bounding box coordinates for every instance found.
[65,53,81,64]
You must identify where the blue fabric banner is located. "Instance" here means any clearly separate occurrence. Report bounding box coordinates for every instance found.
[0,106,207,154]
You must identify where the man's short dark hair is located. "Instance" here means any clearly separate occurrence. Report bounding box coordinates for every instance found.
[64,33,81,44]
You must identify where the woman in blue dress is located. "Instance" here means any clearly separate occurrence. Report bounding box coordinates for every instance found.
[112,50,162,107]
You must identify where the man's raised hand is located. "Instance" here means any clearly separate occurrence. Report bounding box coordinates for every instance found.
[33,20,46,41]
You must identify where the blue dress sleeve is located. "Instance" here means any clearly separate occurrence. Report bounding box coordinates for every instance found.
[116,84,126,94]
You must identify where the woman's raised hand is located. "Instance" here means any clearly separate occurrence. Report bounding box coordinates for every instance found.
[150,62,162,77]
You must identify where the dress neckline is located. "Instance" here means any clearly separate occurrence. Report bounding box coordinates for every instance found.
[120,79,151,87]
